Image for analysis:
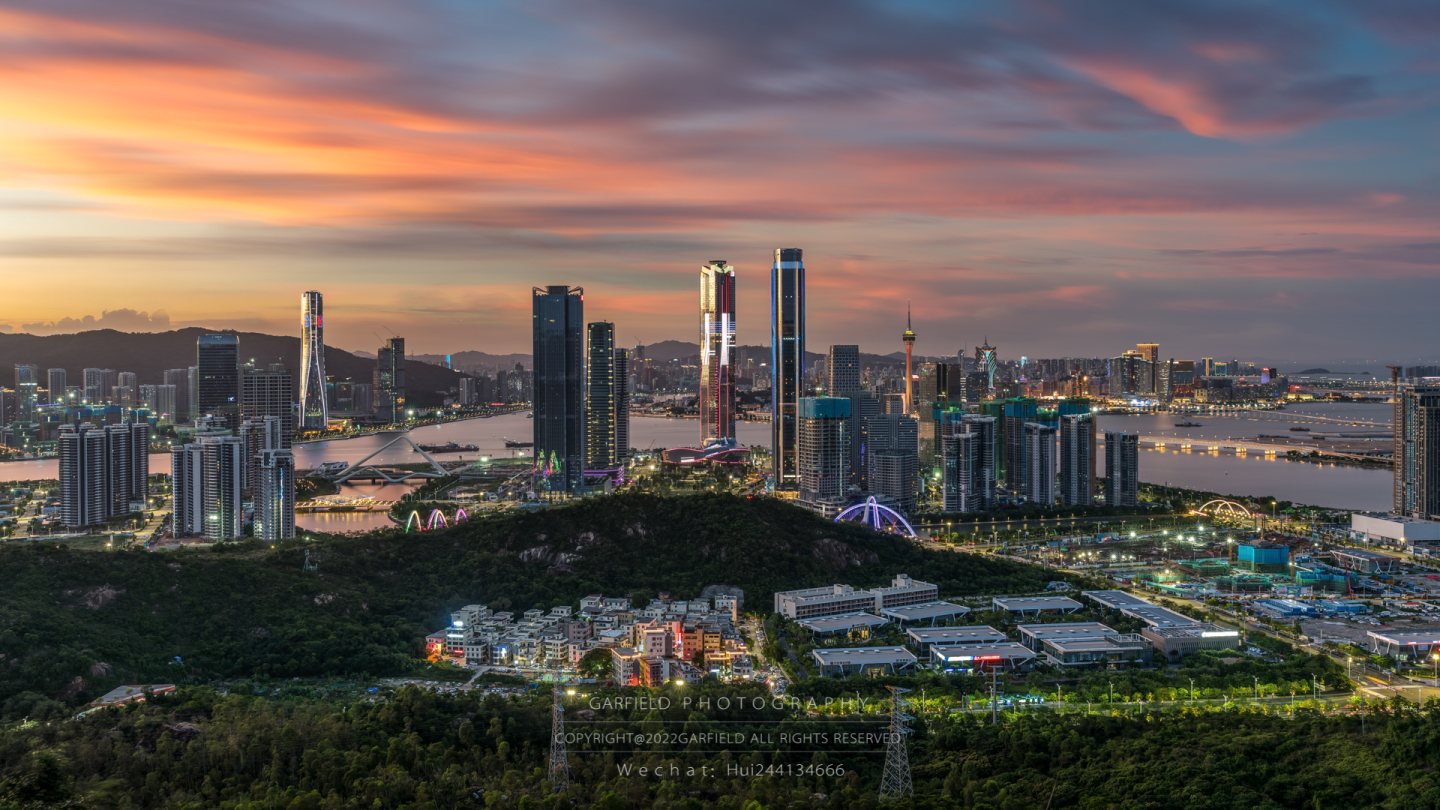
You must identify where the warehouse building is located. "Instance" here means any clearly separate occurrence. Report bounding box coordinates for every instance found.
[906,626,1008,648]
[1081,590,1152,610]
[1367,629,1440,661]
[1331,548,1402,575]
[1016,622,1117,651]
[929,642,1036,672]
[1143,624,1241,660]
[1039,634,1150,668]
[797,612,891,636]
[990,596,1082,616]
[1350,513,1440,548]
[878,601,971,625]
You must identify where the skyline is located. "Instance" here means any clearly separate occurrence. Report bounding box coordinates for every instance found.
[2,1,1438,359]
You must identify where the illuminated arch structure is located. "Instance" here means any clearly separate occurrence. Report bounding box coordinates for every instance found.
[402,507,471,533]
[1197,499,1254,520]
[834,496,916,538]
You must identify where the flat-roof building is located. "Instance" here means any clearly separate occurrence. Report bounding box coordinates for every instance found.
[1331,548,1402,574]
[1039,634,1149,668]
[1081,590,1152,610]
[907,626,1007,648]
[878,601,971,625]
[1367,629,1440,661]
[929,642,1036,671]
[1143,624,1241,660]
[774,574,937,619]
[991,596,1082,616]
[1016,622,1116,651]
[811,646,917,677]
[797,612,892,636]
[1120,604,1201,628]
[1351,513,1440,547]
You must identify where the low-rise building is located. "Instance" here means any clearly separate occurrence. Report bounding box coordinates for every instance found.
[1142,624,1241,660]
[1351,512,1440,548]
[1039,634,1149,668]
[991,596,1082,616]
[906,626,1007,648]
[811,646,918,677]
[929,642,1036,671]
[797,612,892,636]
[1367,629,1440,661]
[877,601,971,625]
[774,574,936,619]
[1015,622,1115,651]
[1331,548,1402,574]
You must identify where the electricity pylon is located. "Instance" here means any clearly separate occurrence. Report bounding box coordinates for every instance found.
[879,686,914,801]
[549,668,569,793]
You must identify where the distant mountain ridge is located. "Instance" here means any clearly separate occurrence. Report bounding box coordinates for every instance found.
[0,328,466,407]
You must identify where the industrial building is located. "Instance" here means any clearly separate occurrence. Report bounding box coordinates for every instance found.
[811,646,917,677]
[929,642,1036,671]
[878,601,971,625]
[1039,634,1149,668]
[1367,629,1440,661]
[1236,543,1289,573]
[774,574,937,619]
[991,596,1082,616]
[1331,548,1402,574]
[796,612,891,636]
[1015,622,1117,651]
[1142,624,1241,660]
[906,626,1007,648]
[1350,513,1440,548]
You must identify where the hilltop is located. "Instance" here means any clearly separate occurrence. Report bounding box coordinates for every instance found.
[0,493,1066,705]
[0,328,466,407]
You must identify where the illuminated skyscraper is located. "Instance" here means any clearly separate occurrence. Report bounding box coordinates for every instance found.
[699,260,737,444]
[1024,422,1056,505]
[1395,385,1440,518]
[585,322,620,469]
[533,286,585,492]
[197,334,240,428]
[902,305,916,415]
[975,339,998,395]
[1058,413,1094,507]
[797,397,849,515]
[771,248,805,489]
[375,337,406,423]
[826,345,860,396]
[1104,431,1139,507]
[256,447,296,542]
[1136,343,1160,395]
[300,291,329,429]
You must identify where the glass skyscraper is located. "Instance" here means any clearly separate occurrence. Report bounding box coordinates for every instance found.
[585,321,620,469]
[699,260,737,445]
[197,334,240,427]
[533,285,585,492]
[375,337,406,423]
[770,248,805,490]
[300,291,329,429]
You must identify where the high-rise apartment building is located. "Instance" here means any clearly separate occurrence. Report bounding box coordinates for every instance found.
[58,421,149,528]
[300,291,330,429]
[1136,343,1159,393]
[1003,398,1038,494]
[1024,422,1057,505]
[1104,431,1139,507]
[771,248,805,490]
[83,368,117,403]
[826,345,860,396]
[197,334,240,427]
[699,260,737,445]
[118,371,138,398]
[940,419,988,514]
[187,366,198,417]
[171,435,244,540]
[864,413,918,514]
[256,447,296,542]
[533,286,585,492]
[375,337,406,423]
[241,363,294,448]
[1058,413,1094,507]
[614,348,630,465]
[239,416,283,496]
[1395,385,1440,518]
[846,392,881,488]
[163,368,190,421]
[585,322,621,469]
[47,369,67,406]
[797,397,849,515]
[14,365,38,421]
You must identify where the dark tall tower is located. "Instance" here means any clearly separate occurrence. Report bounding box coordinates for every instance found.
[699,260,737,445]
[585,322,619,469]
[770,248,805,490]
[375,337,406,423]
[196,334,240,428]
[533,286,585,492]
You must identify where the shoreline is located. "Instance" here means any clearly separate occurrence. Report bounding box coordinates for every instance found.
[292,410,530,447]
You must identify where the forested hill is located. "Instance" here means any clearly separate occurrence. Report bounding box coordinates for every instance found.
[0,493,1068,706]
[0,328,465,406]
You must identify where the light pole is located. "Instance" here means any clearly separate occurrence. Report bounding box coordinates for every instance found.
[1108,681,1113,704]
[1189,679,1195,701]
[1253,676,1259,700]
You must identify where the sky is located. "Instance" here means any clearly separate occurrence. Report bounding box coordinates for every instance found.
[0,0,1437,363]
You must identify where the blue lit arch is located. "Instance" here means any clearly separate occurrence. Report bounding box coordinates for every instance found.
[834,496,916,538]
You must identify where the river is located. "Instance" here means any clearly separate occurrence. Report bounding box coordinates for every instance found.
[1,404,1392,529]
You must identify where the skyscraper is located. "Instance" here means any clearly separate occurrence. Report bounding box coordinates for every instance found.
[940,423,983,514]
[901,306,916,415]
[585,322,620,469]
[797,397,849,515]
[83,368,117,403]
[375,337,406,423]
[1058,413,1094,507]
[614,348,630,465]
[162,368,189,421]
[1395,385,1440,518]
[771,248,805,490]
[14,365,38,421]
[241,364,295,447]
[846,392,881,488]
[699,260,737,445]
[300,291,329,429]
[1136,343,1159,393]
[1003,397,1038,494]
[256,447,296,542]
[1024,422,1056,505]
[975,339,998,395]
[1104,431,1139,507]
[47,369,66,405]
[533,286,585,492]
[961,414,998,508]
[826,345,860,396]
[197,334,240,427]
[171,435,244,540]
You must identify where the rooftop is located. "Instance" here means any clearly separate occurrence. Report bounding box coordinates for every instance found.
[1144,623,1238,638]
[1332,548,1402,561]
[992,596,1083,611]
[811,646,918,665]
[797,612,892,633]
[929,642,1036,662]
[907,626,1007,644]
[878,601,971,621]
[1081,590,1152,609]
[1367,629,1440,644]
[1120,605,1200,628]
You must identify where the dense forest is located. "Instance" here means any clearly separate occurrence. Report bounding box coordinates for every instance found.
[4,681,1439,809]
[0,494,1081,706]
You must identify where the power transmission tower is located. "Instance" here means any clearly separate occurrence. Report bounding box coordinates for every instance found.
[549,668,569,793]
[878,686,914,802]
